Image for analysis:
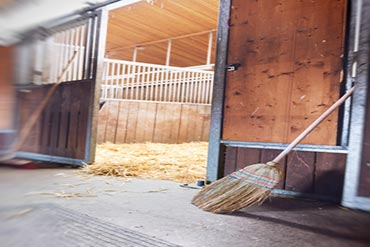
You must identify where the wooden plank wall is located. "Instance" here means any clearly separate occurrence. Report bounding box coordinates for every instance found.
[97,100,211,144]
[0,46,16,130]
[0,46,16,153]
[224,146,346,199]
[222,0,347,145]
[17,80,93,159]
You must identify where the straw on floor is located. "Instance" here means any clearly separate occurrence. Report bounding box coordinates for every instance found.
[82,142,207,184]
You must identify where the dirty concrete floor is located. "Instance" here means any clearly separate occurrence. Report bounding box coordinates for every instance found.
[0,166,370,247]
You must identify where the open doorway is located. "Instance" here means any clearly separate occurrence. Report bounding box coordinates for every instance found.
[89,0,220,183]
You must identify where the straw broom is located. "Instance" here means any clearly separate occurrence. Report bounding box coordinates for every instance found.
[192,86,355,213]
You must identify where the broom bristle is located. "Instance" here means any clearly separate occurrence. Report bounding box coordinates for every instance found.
[191,162,282,213]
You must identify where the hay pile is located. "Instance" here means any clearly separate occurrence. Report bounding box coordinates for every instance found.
[82,142,208,183]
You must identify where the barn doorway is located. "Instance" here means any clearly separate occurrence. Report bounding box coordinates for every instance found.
[89,0,220,183]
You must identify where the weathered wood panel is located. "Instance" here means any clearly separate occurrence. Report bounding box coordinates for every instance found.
[236,148,260,170]
[224,146,347,199]
[222,0,347,145]
[125,101,140,143]
[105,101,120,142]
[97,100,211,144]
[224,146,237,175]
[0,46,15,131]
[18,80,93,159]
[288,0,347,144]
[285,151,315,193]
[315,153,346,197]
[178,104,191,142]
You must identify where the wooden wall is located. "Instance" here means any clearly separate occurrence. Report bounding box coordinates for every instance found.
[224,146,347,199]
[0,46,16,154]
[0,46,16,130]
[97,100,210,144]
[17,80,93,159]
[222,0,347,145]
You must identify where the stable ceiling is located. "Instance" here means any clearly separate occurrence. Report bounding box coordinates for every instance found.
[106,0,219,67]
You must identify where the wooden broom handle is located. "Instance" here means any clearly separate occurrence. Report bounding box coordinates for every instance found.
[271,86,355,164]
[13,51,78,152]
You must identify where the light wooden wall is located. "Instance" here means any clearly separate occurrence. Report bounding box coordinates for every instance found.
[97,100,211,144]
[0,46,16,130]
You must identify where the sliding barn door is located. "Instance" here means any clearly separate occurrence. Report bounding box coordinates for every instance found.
[15,10,107,165]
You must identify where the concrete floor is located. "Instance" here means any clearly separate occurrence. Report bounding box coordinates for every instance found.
[1,165,370,247]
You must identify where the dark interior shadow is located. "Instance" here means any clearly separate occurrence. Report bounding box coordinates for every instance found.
[229,209,370,243]
[217,168,370,243]
[254,168,346,213]
[0,160,75,169]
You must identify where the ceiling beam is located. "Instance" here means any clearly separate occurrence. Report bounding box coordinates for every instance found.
[109,29,216,52]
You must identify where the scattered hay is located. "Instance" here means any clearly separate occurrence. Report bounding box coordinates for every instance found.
[25,191,97,198]
[82,142,208,183]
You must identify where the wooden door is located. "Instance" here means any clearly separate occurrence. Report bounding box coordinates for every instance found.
[15,11,106,165]
[222,0,347,145]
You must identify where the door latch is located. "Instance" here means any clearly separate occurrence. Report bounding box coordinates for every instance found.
[227,63,241,72]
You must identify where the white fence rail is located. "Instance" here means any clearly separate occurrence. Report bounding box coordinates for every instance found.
[101,59,214,104]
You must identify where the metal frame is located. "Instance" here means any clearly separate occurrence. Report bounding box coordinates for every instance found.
[342,0,370,212]
[85,8,109,163]
[16,152,85,166]
[105,0,141,11]
[221,140,348,154]
[272,189,341,203]
[206,0,231,182]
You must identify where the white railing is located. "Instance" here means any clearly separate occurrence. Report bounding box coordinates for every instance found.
[32,23,88,84]
[101,59,214,105]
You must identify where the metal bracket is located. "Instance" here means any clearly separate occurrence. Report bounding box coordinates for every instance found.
[227,63,241,72]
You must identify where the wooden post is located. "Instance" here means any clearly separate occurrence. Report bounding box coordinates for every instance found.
[166,39,172,66]
[133,46,138,62]
[206,31,213,65]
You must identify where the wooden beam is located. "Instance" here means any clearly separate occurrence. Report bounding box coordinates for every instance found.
[166,39,172,66]
[206,31,213,65]
[110,29,217,52]
[132,46,138,62]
